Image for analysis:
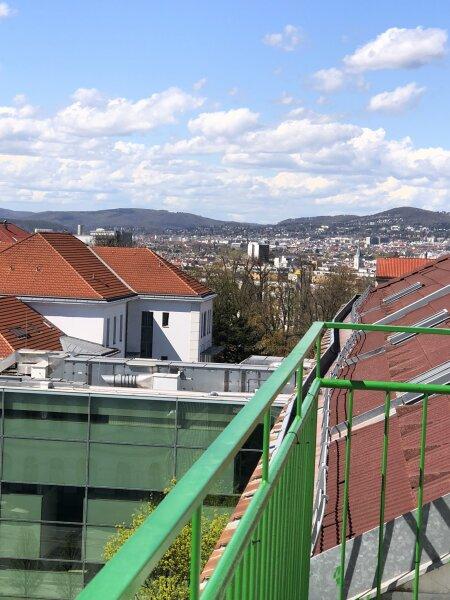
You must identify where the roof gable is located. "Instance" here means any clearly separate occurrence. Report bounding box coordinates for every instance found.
[0,221,30,245]
[93,246,213,297]
[0,233,134,301]
[0,296,63,358]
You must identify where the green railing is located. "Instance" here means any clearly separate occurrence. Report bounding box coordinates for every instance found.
[77,321,450,600]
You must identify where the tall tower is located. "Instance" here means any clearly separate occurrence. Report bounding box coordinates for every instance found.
[353,247,361,271]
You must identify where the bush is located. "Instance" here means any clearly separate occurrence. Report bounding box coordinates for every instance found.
[104,496,228,600]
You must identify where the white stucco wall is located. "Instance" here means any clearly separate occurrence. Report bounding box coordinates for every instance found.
[126,296,214,362]
[27,299,128,356]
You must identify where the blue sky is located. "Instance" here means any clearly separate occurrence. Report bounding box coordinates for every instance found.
[0,1,448,222]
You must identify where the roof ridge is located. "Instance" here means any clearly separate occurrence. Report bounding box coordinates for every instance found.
[37,233,104,300]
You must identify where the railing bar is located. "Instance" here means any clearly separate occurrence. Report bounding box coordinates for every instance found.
[339,388,354,600]
[262,501,270,599]
[413,393,429,600]
[376,391,391,598]
[262,410,271,483]
[296,362,304,418]
[271,484,281,600]
[320,377,450,395]
[323,322,450,336]
[316,336,321,378]
[189,504,202,600]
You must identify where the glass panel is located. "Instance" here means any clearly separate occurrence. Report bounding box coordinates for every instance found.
[0,493,42,521]
[90,395,176,445]
[40,524,82,561]
[86,498,147,527]
[0,522,41,559]
[89,443,173,490]
[177,401,239,447]
[4,391,88,440]
[1,485,84,524]
[85,526,115,563]
[0,560,83,600]
[176,447,235,494]
[3,439,86,486]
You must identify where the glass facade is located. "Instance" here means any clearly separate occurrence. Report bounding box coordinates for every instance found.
[0,389,274,599]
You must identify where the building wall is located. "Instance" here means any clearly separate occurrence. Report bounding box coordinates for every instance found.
[0,387,260,597]
[126,297,213,361]
[28,300,128,356]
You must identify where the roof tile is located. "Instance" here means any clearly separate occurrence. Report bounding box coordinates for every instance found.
[93,246,213,297]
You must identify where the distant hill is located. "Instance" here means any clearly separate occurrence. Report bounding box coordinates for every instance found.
[0,207,249,233]
[0,205,448,234]
[278,207,450,229]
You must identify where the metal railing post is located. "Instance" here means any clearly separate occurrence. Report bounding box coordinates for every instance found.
[262,410,271,483]
[316,335,321,378]
[296,361,304,417]
[190,505,202,600]
[413,393,429,600]
[376,391,391,598]
[339,388,354,600]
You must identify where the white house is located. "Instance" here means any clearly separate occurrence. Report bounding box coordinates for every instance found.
[93,246,216,361]
[0,231,215,361]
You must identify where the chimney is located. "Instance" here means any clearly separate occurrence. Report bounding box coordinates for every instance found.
[77,224,83,235]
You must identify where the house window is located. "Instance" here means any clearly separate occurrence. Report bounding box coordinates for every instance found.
[162,312,169,327]
[106,318,110,347]
[113,316,117,345]
[161,355,168,361]
[119,314,123,343]
[140,311,154,358]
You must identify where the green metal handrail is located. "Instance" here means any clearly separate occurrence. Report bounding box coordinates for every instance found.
[78,321,450,600]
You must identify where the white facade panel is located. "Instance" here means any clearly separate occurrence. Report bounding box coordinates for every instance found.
[126,296,213,362]
[28,300,128,357]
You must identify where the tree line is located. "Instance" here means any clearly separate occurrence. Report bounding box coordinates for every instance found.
[192,250,371,362]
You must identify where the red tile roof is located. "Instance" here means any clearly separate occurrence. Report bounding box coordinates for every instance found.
[93,246,213,297]
[376,257,433,279]
[0,296,63,358]
[0,233,135,301]
[318,254,450,553]
[0,221,30,245]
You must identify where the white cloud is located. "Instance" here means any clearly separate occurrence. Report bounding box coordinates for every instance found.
[278,92,295,105]
[312,68,346,93]
[368,82,426,113]
[193,78,207,91]
[344,26,447,71]
[188,108,259,138]
[0,3,14,19]
[71,88,104,106]
[0,87,450,220]
[263,25,301,52]
[56,87,203,136]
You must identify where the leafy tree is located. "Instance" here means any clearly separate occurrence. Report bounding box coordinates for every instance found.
[193,251,371,361]
[104,499,228,600]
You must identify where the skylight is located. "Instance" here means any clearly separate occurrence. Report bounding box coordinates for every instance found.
[388,309,449,345]
[382,281,422,305]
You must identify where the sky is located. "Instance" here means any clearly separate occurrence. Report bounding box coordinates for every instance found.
[0,0,449,223]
